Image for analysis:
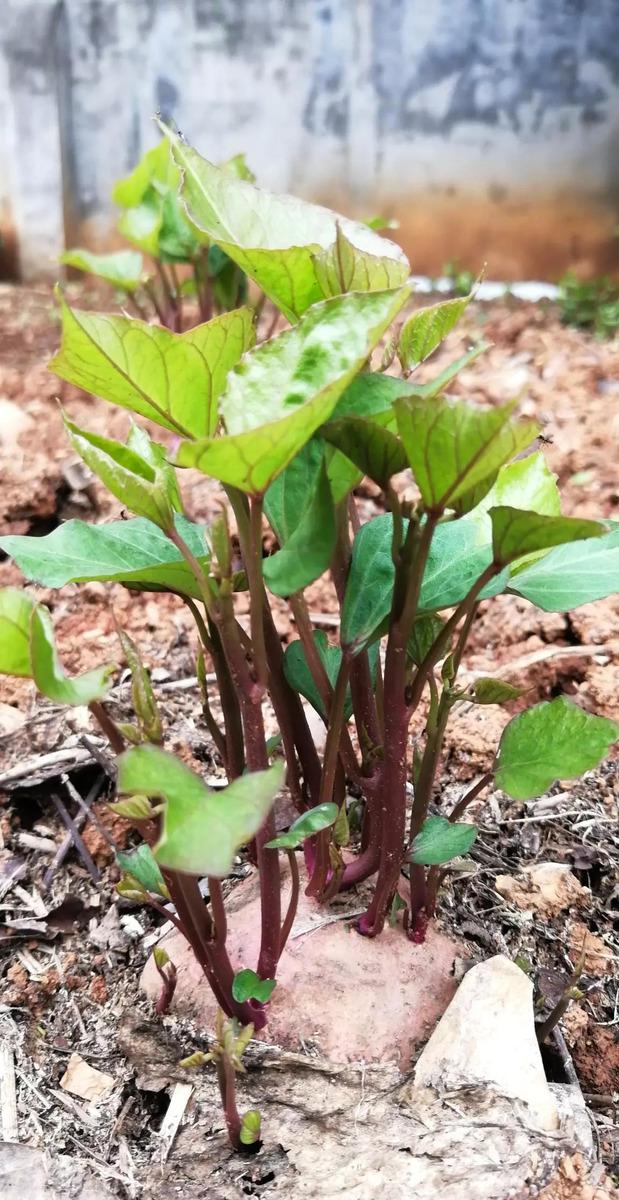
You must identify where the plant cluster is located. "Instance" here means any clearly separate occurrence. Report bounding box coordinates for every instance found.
[2,124,619,1149]
[61,138,252,329]
[557,270,619,339]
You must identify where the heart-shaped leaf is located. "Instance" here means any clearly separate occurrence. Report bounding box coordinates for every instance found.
[232,969,276,1003]
[50,294,255,439]
[117,745,283,877]
[266,803,339,849]
[507,525,619,611]
[321,415,407,488]
[490,507,604,566]
[495,696,619,800]
[0,515,210,598]
[398,290,474,370]
[175,287,410,493]
[471,678,526,705]
[395,395,538,514]
[60,249,144,291]
[313,223,410,299]
[409,815,478,865]
[116,844,169,898]
[164,125,409,321]
[0,587,114,705]
[63,415,180,531]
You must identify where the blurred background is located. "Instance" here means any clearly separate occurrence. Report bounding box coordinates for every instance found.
[1,0,618,282]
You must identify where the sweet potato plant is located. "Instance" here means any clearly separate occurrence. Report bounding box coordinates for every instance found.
[2,125,619,1150]
[61,137,252,329]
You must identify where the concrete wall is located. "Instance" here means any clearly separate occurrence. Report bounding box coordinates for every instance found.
[1,0,618,281]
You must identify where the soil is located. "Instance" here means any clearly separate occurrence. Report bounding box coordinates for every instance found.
[0,282,618,1197]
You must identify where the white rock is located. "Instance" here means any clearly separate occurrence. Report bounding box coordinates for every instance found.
[414,954,558,1131]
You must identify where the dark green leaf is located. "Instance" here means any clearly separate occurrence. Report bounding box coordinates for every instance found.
[321,416,407,487]
[495,696,619,800]
[409,815,477,865]
[265,802,339,849]
[490,507,605,567]
[232,969,276,1003]
[0,515,210,599]
[283,632,381,719]
[263,460,336,596]
[264,440,324,545]
[117,745,283,876]
[116,844,168,898]
[408,615,446,666]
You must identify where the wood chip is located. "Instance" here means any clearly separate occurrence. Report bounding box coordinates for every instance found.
[0,1044,18,1142]
[60,1053,115,1104]
[157,1082,193,1164]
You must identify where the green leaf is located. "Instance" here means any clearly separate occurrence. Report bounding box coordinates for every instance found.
[60,249,144,291]
[116,844,169,898]
[508,526,619,611]
[409,815,478,865]
[467,453,561,534]
[398,292,474,370]
[264,439,324,545]
[112,139,174,208]
[239,1110,262,1146]
[164,125,409,322]
[471,678,526,705]
[63,414,179,531]
[408,615,445,666]
[118,628,162,743]
[283,631,375,721]
[263,459,336,596]
[49,294,255,439]
[396,395,538,513]
[321,415,407,488]
[232,969,276,1004]
[265,802,339,849]
[341,514,507,651]
[117,745,283,877]
[313,223,410,299]
[490,507,604,566]
[0,588,114,704]
[0,515,210,598]
[175,287,410,493]
[109,794,153,821]
[117,194,163,257]
[495,696,619,800]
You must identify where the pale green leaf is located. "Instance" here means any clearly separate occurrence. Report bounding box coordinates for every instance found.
[0,588,113,704]
[398,292,474,370]
[313,223,409,299]
[60,249,144,291]
[321,415,407,487]
[508,526,619,611]
[63,414,178,531]
[495,696,619,800]
[164,125,409,321]
[175,287,410,493]
[49,295,256,439]
[0,515,210,598]
[471,678,526,705]
[117,745,283,877]
[116,844,168,898]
